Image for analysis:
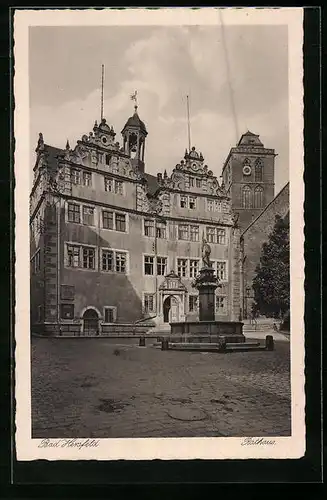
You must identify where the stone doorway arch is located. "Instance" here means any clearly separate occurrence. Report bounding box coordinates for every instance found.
[82,308,100,336]
[163,295,181,323]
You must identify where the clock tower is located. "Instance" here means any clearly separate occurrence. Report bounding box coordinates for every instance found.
[221,131,276,230]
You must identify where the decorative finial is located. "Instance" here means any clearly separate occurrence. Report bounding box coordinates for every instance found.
[164,169,168,179]
[65,139,70,150]
[36,132,44,152]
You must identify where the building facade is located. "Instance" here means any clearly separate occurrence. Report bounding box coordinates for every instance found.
[30,107,243,336]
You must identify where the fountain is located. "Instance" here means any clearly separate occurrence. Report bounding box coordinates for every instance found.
[169,237,245,343]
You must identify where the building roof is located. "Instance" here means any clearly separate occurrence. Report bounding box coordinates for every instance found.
[144,172,160,195]
[33,144,64,174]
[237,130,263,147]
[122,108,147,135]
[241,182,290,236]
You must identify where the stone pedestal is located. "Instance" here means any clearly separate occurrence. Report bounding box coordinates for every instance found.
[194,266,219,321]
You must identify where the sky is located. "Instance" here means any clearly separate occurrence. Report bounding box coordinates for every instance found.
[29,24,289,193]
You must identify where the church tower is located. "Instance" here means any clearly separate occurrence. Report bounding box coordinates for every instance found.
[221,131,276,231]
[121,105,148,173]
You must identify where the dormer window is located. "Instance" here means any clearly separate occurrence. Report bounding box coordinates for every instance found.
[105,153,111,166]
[196,178,202,188]
[71,168,80,185]
[189,176,195,187]
[180,196,187,208]
[189,197,196,209]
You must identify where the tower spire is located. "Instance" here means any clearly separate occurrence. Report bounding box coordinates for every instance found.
[100,64,105,121]
[186,95,191,152]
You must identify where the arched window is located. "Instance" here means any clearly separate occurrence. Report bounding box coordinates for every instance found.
[242,185,252,208]
[255,159,263,181]
[254,186,264,208]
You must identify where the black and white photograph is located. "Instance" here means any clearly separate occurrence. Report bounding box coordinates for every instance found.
[14,7,305,460]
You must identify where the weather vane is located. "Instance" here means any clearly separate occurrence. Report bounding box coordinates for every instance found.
[130,90,138,110]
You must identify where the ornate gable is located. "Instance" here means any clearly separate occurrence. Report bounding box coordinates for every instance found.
[155,147,227,197]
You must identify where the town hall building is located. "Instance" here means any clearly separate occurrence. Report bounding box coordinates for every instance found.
[30,104,287,336]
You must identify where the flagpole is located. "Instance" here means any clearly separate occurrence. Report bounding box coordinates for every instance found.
[101,64,104,121]
[186,95,191,151]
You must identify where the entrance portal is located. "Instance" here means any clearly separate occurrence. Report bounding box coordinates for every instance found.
[163,295,180,323]
[83,308,99,336]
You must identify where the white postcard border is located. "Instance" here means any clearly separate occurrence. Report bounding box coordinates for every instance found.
[14,7,305,461]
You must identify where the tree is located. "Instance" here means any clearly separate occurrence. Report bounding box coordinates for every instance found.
[252,214,290,319]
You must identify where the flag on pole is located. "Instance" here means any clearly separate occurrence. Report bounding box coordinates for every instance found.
[130,90,138,102]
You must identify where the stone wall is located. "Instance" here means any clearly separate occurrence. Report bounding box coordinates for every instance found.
[241,183,289,316]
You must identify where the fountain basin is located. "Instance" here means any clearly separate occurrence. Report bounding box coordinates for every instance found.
[170,320,245,343]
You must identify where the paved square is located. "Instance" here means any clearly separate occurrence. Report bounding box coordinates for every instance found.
[31,337,291,438]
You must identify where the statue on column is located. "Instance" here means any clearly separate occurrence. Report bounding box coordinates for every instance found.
[202,235,212,268]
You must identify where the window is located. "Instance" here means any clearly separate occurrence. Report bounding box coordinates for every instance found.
[196,178,202,188]
[144,218,155,237]
[190,225,199,242]
[189,295,198,312]
[206,227,216,243]
[190,259,199,278]
[216,296,227,314]
[216,261,227,281]
[217,229,226,244]
[254,186,264,208]
[180,195,187,208]
[71,168,80,185]
[178,225,189,240]
[104,307,116,323]
[60,304,74,320]
[105,154,111,166]
[144,255,154,275]
[82,171,92,187]
[255,159,263,182]
[189,197,196,209]
[157,256,167,276]
[115,213,126,232]
[102,210,114,230]
[104,177,113,192]
[83,206,94,226]
[37,305,43,322]
[177,258,187,277]
[67,245,80,267]
[115,252,127,273]
[215,200,222,212]
[31,250,41,274]
[101,249,127,274]
[102,250,114,271]
[242,185,252,208]
[156,221,166,239]
[68,203,80,223]
[189,176,195,187]
[83,247,95,269]
[207,199,214,211]
[115,180,124,195]
[144,294,155,314]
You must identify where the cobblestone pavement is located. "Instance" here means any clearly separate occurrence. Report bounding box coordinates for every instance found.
[31,337,291,438]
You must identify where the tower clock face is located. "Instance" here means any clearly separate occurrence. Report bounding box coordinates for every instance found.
[242,165,252,176]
